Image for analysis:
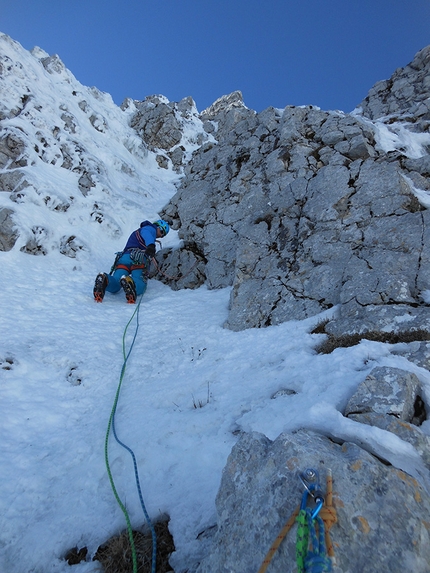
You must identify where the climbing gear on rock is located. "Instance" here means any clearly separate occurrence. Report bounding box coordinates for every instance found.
[296,469,332,573]
[298,468,324,519]
[258,467,337,573]
[296,508,331,573]
[93,272,108,302]
[120,275,137,304]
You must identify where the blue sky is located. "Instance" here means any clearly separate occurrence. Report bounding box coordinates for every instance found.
[1,0,430,113]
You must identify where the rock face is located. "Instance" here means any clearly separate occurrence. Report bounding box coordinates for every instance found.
[358,45,430,122]
[344,366,421,420]
[0,207,18,251]
[196,366,430,573]
[128,94,211,172]
[196,430,430,573]
[344,366,430,472]
[159,46,430,336]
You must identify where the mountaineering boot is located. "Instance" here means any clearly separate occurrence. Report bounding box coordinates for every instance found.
[93,273,108,302]
[120,275,137,304]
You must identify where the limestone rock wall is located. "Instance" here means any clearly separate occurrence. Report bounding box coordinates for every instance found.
[358,45,430,122]
[128,94,212,172]
[159,47,430,334]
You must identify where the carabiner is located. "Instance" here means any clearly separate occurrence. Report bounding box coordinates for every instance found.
[299,468,324,519]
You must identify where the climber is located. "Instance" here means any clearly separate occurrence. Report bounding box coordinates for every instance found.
[93,219,170,304]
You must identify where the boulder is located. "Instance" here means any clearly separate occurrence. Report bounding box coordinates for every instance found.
[344,366,420,421]
[344,365,430,466]
[196,430,430,573]
[0,130,27,168]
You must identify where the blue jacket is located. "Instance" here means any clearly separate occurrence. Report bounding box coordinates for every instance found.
[123,221,157,252]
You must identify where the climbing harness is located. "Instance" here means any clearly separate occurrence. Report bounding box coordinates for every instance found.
[109,249,150,274]
[109,235,201,284]
[258,468,337,573]
[104,295,157,573]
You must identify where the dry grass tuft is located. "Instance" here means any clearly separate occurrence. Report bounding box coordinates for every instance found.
[93,517,175,573]
[313,327,430,354]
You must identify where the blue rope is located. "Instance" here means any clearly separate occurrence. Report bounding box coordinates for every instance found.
[110,294,157,573]
[304,508,332,573]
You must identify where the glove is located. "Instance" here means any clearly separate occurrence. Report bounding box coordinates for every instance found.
[145,243,156,259]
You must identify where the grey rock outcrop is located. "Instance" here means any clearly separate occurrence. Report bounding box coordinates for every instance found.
[358,45,430,124]
[345,366,430,469]
[130,95,185,151]
[324,304,430,340]
[196,430,430,573]
[392,340,430,371]
[344,366,421,421]
[159,69,430,332]
[156,46,430,334]
[0,131,27,168]
[128,94,211,171]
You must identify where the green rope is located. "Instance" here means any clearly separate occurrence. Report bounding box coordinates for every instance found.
[296,508,332,573]
[296,508,309,573]
[104,302,141,573]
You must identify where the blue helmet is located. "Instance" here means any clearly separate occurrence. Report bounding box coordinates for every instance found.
[153,219,170,237]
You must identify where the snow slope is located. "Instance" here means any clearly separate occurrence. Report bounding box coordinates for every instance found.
[1,33,430,573]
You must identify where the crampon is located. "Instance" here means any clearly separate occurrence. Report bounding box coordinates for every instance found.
[120,275,137,304]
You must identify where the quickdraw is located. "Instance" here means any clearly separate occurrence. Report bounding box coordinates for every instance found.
[258,468,337,573]
[296,469,332,573]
